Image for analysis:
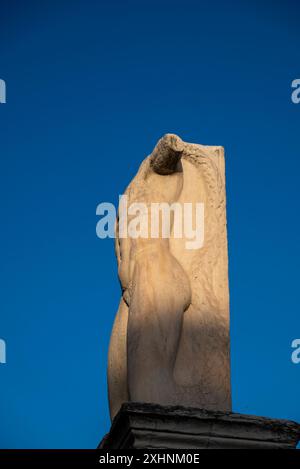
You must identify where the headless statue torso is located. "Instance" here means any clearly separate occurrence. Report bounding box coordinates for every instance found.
[108,134,231,420]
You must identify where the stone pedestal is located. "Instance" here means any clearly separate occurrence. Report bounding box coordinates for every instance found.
[100,402,300,449]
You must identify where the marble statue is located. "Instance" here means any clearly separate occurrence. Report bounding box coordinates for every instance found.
[107,134,231,420]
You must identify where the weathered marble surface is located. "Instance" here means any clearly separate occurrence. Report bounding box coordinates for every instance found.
[100,402,300,449]
[108,134,230,420]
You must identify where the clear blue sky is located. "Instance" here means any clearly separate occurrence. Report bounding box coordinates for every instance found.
[0,0,299,448]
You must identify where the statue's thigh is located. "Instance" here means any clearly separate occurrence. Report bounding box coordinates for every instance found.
[108,297,129,420]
